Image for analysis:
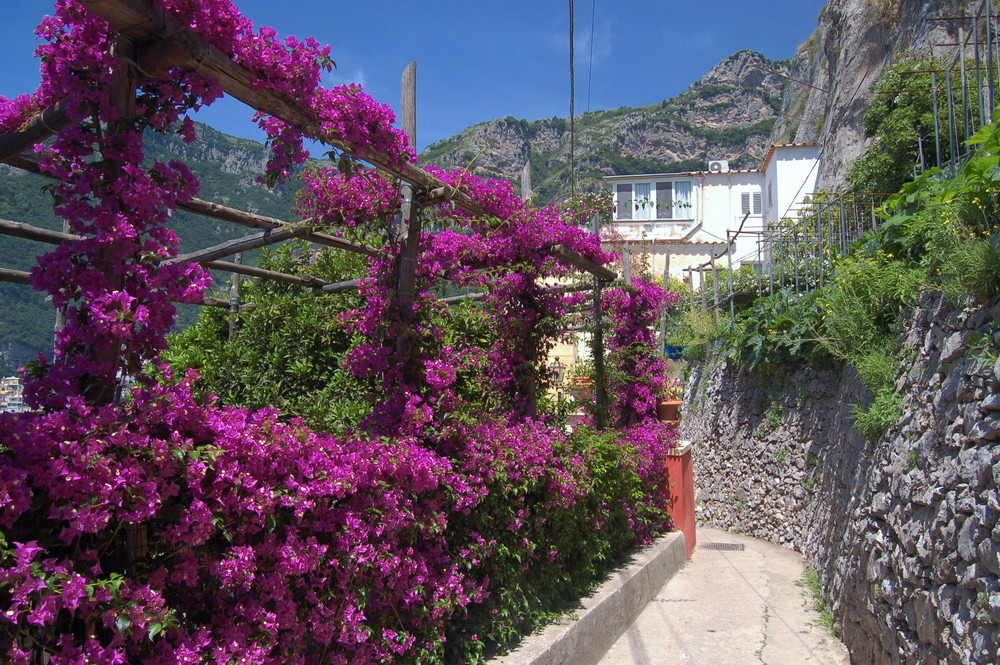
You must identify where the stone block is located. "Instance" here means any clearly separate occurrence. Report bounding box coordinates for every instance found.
[912,591,939,645]
[969,416,1000,443]
[958,515,981,562]
[977,539,1000,576]
[940,331,968,363]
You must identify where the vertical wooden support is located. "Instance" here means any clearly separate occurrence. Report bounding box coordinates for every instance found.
[986,0,996,116]
[590,213,607,428]
[961,28,971,143]
[592,280,607,428]
[711,260,719,323]
[946,68,958,166]
[726,232,736,319]
[932,71,942,168]
[228,252,243,338]
[88,35,139,407]
[396,62,421,358]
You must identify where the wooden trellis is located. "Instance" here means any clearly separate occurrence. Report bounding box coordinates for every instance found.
[0,0,615,327]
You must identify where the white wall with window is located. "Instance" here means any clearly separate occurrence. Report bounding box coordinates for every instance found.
[613,179,694,221]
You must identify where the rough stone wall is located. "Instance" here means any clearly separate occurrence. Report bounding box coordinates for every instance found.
[683,293,1000,665]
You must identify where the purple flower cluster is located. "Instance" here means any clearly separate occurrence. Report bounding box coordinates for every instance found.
[0,2,676,662]
[605,280,683,427]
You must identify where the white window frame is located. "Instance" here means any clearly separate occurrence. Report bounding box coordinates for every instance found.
[614,179,694,221]
[740,190,762,216]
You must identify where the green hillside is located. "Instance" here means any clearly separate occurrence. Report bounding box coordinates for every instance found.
[0,122,303,372]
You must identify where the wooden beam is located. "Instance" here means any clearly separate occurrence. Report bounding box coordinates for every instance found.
[203,260,328,288]
[167,226,313,265]
[0,218,78,244]
[0,100,74,162]
[320,279,359,294]
[76,0,490,218]
[180,197,379,257]
[0,268,31,285]
[549,244,617,281]
[0,266,252,310]
[0,214,341,291]
[440,281,594,306]
[197,295,255,310]
[1,151,382,258]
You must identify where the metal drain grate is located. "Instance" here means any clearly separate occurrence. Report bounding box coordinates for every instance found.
[701,543,745,551]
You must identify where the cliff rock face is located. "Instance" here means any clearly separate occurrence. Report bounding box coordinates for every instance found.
[684,294,1000,665]
[773,0,975,189]
[420,51,790,203]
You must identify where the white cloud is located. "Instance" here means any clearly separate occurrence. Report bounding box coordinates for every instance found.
[323,68,367,88]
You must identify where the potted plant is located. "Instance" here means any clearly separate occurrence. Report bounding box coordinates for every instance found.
[657,378,684,423]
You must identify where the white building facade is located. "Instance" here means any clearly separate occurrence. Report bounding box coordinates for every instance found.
[602,143,821,282]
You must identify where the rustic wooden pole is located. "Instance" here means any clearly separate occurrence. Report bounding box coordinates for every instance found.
[228,252,242,338]
[711,259,720,324]
[521,161,533,201]
[590,213,608,428]
[396,62,422,359]
[166,226,313,265]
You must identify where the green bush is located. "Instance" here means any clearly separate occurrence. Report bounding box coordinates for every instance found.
[164,241,370,434]
[815,252,922,362]
[720,288,830,373]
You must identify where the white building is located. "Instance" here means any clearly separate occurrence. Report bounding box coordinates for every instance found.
[0,376,27,413]
[602,143,821,282]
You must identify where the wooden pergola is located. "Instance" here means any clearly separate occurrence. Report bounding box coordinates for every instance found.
[0,0,615,316]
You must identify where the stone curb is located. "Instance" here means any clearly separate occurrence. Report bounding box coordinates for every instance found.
[489,531,688,665]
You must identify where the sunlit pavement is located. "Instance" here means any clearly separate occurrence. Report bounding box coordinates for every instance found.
[597,527,851,665]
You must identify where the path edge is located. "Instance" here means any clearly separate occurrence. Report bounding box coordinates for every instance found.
[490,531,688,665]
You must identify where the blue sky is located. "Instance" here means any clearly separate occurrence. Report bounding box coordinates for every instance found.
[2,1,826,152]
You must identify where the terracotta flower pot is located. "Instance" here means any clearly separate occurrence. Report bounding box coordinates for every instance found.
[657,398,683,424]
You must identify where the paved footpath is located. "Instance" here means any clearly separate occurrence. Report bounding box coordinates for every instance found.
[598,527,852,665]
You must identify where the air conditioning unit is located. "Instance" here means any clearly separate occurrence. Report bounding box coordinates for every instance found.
[708,159,730,173]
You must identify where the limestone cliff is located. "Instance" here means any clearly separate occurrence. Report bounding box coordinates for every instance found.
[771,0,977,189]
[419,50,789,203]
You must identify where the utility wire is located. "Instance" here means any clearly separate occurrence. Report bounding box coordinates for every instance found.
[587,0,597,113]
[569,0,576,199]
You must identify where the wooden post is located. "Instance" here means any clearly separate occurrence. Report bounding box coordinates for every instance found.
[228,252,242,338]
[87,34,139,407]
[590,214,608,428]
[711,259,720,323]
[396,62,422,358]
[521,160,532,201]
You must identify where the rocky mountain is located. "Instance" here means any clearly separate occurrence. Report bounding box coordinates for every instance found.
[420,50,791,203]
[421,0,981,199]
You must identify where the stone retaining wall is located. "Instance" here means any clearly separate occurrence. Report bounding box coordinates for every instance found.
[683,294,1000,664]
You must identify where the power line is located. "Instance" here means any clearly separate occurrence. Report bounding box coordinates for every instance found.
[587,0,596,113]
[569,0,576,199]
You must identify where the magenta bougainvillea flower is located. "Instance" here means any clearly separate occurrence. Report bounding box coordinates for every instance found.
[0,2,677,662]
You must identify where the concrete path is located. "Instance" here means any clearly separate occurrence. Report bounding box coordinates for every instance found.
[597,528,851,665]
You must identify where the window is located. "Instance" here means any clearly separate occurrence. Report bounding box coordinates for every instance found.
[633,182,652,220]
[615,184,632,220]
[653,180,692,220]
[656,182,673,218]
[615,179,693,220]
[741,190,762,215]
